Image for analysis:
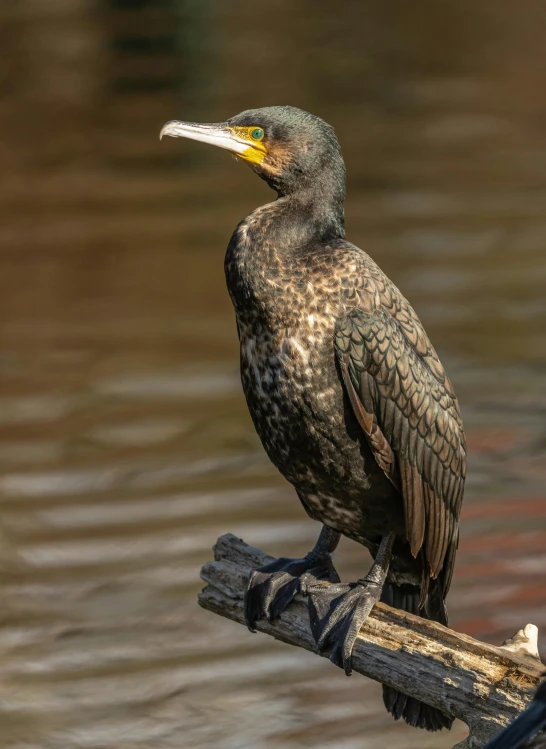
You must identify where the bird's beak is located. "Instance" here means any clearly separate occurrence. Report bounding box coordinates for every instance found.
[159,121,267,165]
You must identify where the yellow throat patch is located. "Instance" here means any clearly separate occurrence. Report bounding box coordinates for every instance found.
[229,126,268,165]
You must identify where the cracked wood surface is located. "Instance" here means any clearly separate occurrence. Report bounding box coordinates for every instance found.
[199,533,544,748]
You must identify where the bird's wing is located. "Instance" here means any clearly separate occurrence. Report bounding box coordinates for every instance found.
[335,295,466,591]
[362,255,461,402]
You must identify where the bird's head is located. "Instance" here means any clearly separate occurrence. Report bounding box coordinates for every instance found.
[160,105,345,199]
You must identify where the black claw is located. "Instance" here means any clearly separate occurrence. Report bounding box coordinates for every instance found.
[308,578,383,675]
[265,574,301,621]
[244,554,339,631]
[244,569,273,631]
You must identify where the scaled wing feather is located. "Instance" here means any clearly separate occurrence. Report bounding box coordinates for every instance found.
[335,302,466,591]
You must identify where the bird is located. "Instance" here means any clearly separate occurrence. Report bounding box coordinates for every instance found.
[484,678,546,749]
[160,106,466,732]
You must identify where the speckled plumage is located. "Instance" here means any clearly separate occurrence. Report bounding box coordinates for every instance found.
[163,105,466,732]
[226,215,404,544]
[224,107,465,732]
[225,196,465,598]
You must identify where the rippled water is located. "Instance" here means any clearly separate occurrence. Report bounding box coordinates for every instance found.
[0,2,545,748]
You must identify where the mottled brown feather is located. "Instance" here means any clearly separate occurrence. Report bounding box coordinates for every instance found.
[335,300,466,589]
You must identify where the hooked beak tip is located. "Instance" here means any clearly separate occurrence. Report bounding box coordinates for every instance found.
[159,121,175,141]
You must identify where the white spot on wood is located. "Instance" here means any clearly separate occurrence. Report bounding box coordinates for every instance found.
[500,623,540,660]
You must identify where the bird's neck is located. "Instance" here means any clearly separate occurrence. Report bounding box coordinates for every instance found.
[224,185,345,321]
[246,183,346,250]
[290,183,346,244]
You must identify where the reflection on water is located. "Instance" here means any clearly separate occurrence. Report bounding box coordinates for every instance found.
[0,2,545,747]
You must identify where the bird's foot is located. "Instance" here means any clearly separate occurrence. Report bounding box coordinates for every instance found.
[244,551,340,632]
[308,531,395,676]
[307,576,383,675]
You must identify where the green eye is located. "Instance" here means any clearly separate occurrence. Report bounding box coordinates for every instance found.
[250,128,264,141]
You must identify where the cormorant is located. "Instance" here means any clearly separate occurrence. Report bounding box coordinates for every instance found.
[161,106,466,732]
[484,678,546,749]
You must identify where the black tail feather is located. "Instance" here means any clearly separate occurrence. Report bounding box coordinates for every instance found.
[381,579,454,732]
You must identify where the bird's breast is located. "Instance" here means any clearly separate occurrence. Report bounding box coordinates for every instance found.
[239,319,336,406]
[237,313,349,477]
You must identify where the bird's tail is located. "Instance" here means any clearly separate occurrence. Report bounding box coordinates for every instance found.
[380,580,454,732]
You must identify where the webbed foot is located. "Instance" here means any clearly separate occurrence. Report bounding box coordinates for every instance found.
[307,531,395,675]
[308,577,383,675]
[244,525,340,632]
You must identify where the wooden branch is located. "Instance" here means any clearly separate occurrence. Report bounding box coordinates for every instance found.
[198,533,544,748]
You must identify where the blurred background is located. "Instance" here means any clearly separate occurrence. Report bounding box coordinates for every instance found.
[0,1,545,747]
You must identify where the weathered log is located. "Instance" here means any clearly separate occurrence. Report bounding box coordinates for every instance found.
[198,533,544,748]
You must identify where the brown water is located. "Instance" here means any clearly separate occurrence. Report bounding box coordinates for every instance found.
[0,2,545,747]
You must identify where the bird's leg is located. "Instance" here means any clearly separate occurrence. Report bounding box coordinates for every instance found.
[307,531,395,676]
[244,525,341,632]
